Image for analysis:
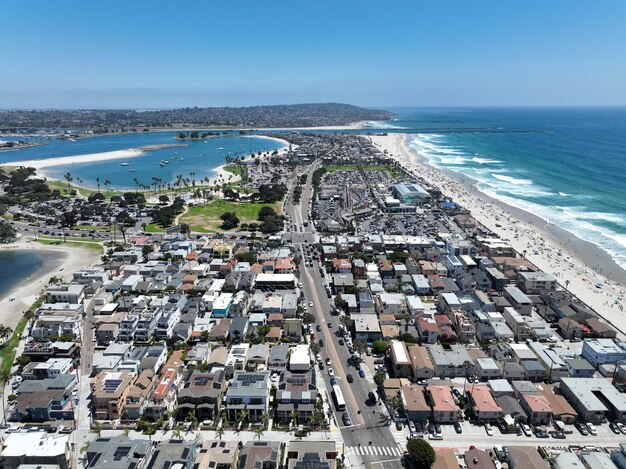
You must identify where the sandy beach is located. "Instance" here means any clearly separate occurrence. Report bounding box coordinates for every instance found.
[0,143,188,171]
[0,238,102,330]
[370,133,626,337]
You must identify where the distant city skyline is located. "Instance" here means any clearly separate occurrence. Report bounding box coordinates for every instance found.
[2,0,626,108]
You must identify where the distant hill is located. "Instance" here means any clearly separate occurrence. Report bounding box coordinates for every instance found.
[0,103,393,131]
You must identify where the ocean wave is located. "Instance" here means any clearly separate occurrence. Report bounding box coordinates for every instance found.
[491,174,533,185]
[472,157,501,164]
[559,192,569,197]
[365,120,405,129]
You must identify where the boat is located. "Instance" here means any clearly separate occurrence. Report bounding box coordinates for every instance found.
[160,160,169,167]
[120,162,129,167]
[129,169,137,172]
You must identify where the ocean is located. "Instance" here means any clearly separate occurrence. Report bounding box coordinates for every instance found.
[0,132,284,190]
[382,107,626,270]
[0,250,61,299]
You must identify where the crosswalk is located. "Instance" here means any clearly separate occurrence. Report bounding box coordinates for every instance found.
[345,445,404,457]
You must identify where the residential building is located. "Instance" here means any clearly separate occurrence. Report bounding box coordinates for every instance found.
[0,433,71,469]
[560,378,626,423]
[85,436,152,469]
[466,385,503,421]
[582,339,626,367]
[401,384,431,423]
[285,441,337,469]
[91,371,135,421]
[426,385,462,423]
[275,370,317,424]
[225,371,270,422]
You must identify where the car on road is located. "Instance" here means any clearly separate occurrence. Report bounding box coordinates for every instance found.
[521,423,532,437]
[328,368,335,377]
[485,423,493,436]
[358,370,365,379]
[338,338,344,345]
[326,358,331,366]
[316,353,322,362]
[316,324,321,332]
[574,422,589,435]
[395,421,403,431]
[586,422,597,435]
[342,413,352,426]
[327,322,333,329]
[309,302,313,307]
[453,421,462,434]
[551,431,566,439]
[346,374,353,383]
[319,339,324,347]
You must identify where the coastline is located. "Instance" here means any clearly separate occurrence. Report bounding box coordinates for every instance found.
[0,238,102,330]
[370,133,626,336]
[0,143,188,171]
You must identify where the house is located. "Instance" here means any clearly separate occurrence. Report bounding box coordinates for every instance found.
[428,344,473,378]
[85,436,152,469]
[0,432,72,469]
[390,340,412,378]
[464,448,496,469]
[123,369,155,420]
[401,384,431,423]
[417,318,439,344]
[275,370,318,424]
[146,440,196,469]
[247,344,270,371]
[238,441,281,469]
[520,394,552,425]
[289,345,311,372]
[194,440,239,469]
[285,440,337,469]
[352,314,382,342]
[476,358,501,381]
[565,358,595,378]
[517,272,557,294]
[504,287,533,316]
[91,371,136,421]
[408,345,436,380]
[507,446,549,469]
[225,371,270,422]
[177,369,225,421]
[269,345,289,372]
[426,385,462,423]
[44,284,85,304]
[466,385,503,421]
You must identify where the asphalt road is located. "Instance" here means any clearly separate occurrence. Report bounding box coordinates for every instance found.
[284,163,404,468]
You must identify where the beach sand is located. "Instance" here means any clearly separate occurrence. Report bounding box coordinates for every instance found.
[370,133,626,337]
[0,238,102,330]
[0,143,188,170]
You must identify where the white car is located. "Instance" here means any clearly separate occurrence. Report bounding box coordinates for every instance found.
[586,422,597,436]
[328,368,335,377]
[521,423,532,437]
[485,423,493,436]
[617,422,626,434]
[326,358,332,366]
[309,301,313,307]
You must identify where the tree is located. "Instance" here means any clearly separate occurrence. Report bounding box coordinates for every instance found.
[220,211,240,230]
[374,370,386,388]
[253,425,264,441]
[215,426,225,440]
[352,339,367,356]
[301,313,316,324]
[372,340,389,355]
[159,195,169,204]
[0,221,17,243]
[64,172,73,192]
[406,438,436,468]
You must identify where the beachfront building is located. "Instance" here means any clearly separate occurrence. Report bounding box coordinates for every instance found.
[503,287,533,316]
[392,183,431,205]
[517,271,557,294]
[581,339,626,367]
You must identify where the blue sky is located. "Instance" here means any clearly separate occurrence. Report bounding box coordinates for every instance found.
[2,0,626,108]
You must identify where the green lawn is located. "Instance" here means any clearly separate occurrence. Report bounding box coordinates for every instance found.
[180,199,282,232]
[0,297,43,376]
[144,223,165,233]
[71,224,110,231]
[323,164,407,178]
[35,238,104,252]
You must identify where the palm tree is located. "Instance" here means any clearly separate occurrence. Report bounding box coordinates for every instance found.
[104,179,111,193]
[253,425,264,441]
[0,369,11,425]
[173,428,183,439]
[290,409,299,426]
[64,172,73,193]
[96,177,101,193]
[215,426,225,440]
[122,428,130,437]
[92,422,103,437]
[565,279,570,293]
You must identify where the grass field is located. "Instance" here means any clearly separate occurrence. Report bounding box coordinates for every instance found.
[0,297,43,376]
[323,164,406,178]
[180,199,282,232]
[71,224,110,231]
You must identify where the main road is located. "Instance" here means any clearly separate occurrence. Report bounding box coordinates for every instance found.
[284,160,405,468]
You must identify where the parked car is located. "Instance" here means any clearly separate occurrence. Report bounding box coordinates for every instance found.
[342,413,352,426]
[521,423,532,437]
[358,370,366,379]
[586,422,597,436]
[535,430,549,438]
[551,431,566,439]
[494,447,507,462]
[326,358,332,366]
[453,421,462,434]
[485,423,493,436]
[328,368,335,377]
[346,374,353,383]
[617,422,626,435]
[395,421,403,431]
[609,422,621,434]
[574,422,589,435]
